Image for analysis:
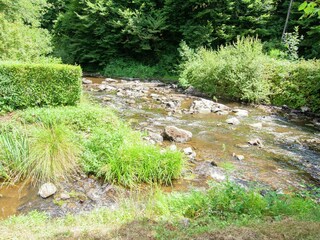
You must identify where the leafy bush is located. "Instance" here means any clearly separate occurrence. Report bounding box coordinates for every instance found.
[179,37,272,103]
[0,62,82,112]
[82,126,184,187]
[270,59,320,112]
[0,0,53,62]
[179,37,320,112]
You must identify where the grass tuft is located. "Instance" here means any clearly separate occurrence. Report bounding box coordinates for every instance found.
[21,123,80,184]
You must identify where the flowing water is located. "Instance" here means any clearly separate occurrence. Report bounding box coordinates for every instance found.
[1,77,319,219]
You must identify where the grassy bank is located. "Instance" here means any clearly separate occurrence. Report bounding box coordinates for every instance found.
[0,182,319,239]
[0,100,184,186]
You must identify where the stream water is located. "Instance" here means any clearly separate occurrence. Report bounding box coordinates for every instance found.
[1,77,319,219]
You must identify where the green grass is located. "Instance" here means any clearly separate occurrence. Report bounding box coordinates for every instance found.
[82,125,184,187]
[0,182,319,239]
[0,101,184,186]
[0,125,29,182]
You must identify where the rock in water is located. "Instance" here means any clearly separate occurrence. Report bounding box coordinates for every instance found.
[38,183,57,199]
[190,98,230,114]
[183,147,196,159]
[226,117,240,125]
[163,126,192,143]
[149,132,164,143]
[233,109,249,117]
[82,78,92,84]
[249,122,263,129]
[248,138,263,147]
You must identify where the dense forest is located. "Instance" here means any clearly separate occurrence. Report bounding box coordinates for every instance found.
[1,0,319,71]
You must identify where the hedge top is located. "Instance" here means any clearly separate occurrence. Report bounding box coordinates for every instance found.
[0,62,82,111]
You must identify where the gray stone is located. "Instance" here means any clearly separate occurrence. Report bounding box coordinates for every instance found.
[183,147,196,159]
[38,183,57,199]
[301,106,310,113]
[105,78,118,82]
[82,78,92,84]
[98,84,107,91]
[60,192,70,200]
[248,138,263,147]
[233,153,245,161]
[169,144,177,151]
[216,111,229,115]
[149,132,164,143]
[226,117,240,125]
[233,109,249,117]
[163,126,192,143]
[249,122,263,129]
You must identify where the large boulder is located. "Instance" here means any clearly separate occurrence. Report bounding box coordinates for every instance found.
[163,126,192,143]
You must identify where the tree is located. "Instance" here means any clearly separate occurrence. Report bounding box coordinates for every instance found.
[0,0,52,61]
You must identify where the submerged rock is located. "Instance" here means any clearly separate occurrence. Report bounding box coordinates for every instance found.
[38,183,57,199]
[163,126,192,143]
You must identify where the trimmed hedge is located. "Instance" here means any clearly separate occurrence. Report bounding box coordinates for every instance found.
[0,62,82,111]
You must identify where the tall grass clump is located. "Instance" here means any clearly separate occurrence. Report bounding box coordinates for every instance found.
[0,125,29,182]
[82,126,184,187]
[179,37,272,103]
[21,123,80,184]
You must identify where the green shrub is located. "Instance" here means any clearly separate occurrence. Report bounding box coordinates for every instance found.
[179,37,320,112]
[270,59,320,112]
[82,126,184,187]
[0,62,82,112]
[179,37,272,103]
